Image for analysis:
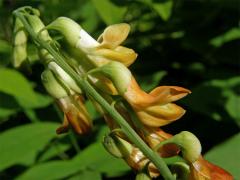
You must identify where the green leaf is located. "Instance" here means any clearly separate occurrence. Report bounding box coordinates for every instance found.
[210,28,240,47]
[152,0,173,21]
[16,160,78,180]
[85,100,101,120]
[17,142,129,180]
[68,170,101,180]
[205,133,240,179]
[38,142,71,162]
[225,92,240,126]
[91,0,127,25]
[0,68,52,109]
[0,92,19,120]
[0,122,59,171]
[80,1,99,33]
[0,39,12,53]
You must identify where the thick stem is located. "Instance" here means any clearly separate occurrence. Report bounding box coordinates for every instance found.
[13,10,175,180]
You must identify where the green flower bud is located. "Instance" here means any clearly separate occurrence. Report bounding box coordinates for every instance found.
[48,62,82,94]
[159,131,202,163]
[91,61,132,95]
[46,17,99,49]
[135,172,151,180]
[13,18,28,68]
[41,69,68,99]
[103,133,133,158]
[26,14,51,41]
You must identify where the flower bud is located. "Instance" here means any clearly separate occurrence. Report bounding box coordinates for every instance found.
[13,18,28,68]
[91,61,132,95]
[103,132,133,158]
[48,62,82,94]
[158,131,202,163]
[46,17,99,49]
[26,14,51,41]
[41,69,68,99]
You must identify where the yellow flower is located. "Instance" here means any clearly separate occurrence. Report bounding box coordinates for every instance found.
[92,23,138,67]
[46,18,137,67]
[124,76,191,127]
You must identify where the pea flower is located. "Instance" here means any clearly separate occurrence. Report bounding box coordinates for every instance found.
[124,77,191,127]
[46,17,137,67]
[93,61,191,127]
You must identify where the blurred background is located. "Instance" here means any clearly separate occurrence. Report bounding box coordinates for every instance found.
[0,0,239,179]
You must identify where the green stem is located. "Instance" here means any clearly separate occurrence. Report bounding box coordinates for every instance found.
[13,9,175,180]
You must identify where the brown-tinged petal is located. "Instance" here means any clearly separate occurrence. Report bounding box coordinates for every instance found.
[136,103,186,127]
[189,156,233,180]
[149,86,191,105]
[124,77,191,109]
[56,115,70,134]
[143,128,180,157]
[97,23,130,49]
[57,95,93,135]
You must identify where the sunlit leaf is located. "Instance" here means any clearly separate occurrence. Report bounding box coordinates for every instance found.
[0,122,59,171]
[68,170,101,180]
[0,68,52,109]
[17,142,129,180]
[38,142,71,162]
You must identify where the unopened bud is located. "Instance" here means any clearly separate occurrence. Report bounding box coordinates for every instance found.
[13,18,28,68]
[46,17,99,49]
[159,131,202,163]
[48,62,82,94]
[26,14,51,41]
[103,132,133,158]
[41,69,68,99]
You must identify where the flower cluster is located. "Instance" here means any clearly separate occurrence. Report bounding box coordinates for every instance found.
[13,7,233,179]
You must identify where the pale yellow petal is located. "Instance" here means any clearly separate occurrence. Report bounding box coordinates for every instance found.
[136,103,186,127]
[98,23,130,49]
